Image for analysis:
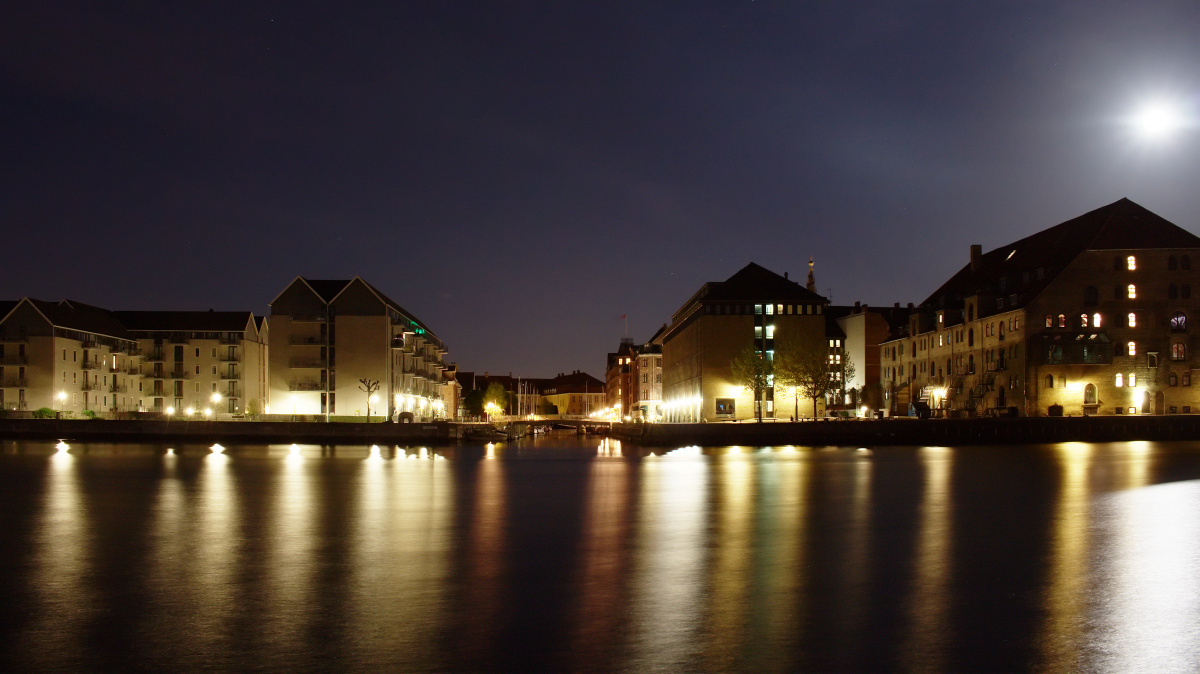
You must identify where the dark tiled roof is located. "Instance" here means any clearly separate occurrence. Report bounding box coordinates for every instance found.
[920,198,1200,314]
[702,263,829,303]
[112,310,253,332]
[25,299,134,340]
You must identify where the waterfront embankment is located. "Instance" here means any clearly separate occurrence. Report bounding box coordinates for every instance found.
[610,415,1200,446]
[0,419,458,445]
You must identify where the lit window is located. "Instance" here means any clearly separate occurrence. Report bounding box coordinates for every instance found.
[1080,313,1089,328]
[765,325,775,339]
[765,305,774,315]
[1127,341,1136,356]
[1127,255,1137,270]
[1128,313,1137,327]
[1094,313,1101,328]
[1128,284,1137,299]
[1171,312,1187,330]
[1172,343,1187,360]
[1045,315,1053,328]
[939,335,943,346]
[1115,373,1123,387]
[1129,373,1136,387]
[1058,314,1066,328]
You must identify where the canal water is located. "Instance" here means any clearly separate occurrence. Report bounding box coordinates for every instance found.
[2,436,1200,672]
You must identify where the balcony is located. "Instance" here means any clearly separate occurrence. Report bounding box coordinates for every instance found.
[0,355,28,366]
[80,361,98,370]
[109,366,121,373]
[289,314,327,323]
[124,346,143,357]
[220,372,240,380]
[289,358,326,369]
[219,335,241,345]
[109,385,126,394]
[126,367,140,376]
[169,370,190,379]
[81,339,98,349]
[144,351,166,362]
[81,382,96,391]
[0,378,28,388]
[288,381,325,391]
[220,353,241,363]
[0,336,27,343]
[289,335,324,345]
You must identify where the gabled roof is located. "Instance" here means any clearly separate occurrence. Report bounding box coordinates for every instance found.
[702,262,828,303]
[920,198,1200,313]
[14,298,135,340]
[112,310,255,333]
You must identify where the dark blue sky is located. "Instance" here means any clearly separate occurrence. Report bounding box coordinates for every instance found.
[2,2,1199,377]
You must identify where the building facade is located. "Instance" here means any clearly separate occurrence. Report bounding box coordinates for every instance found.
[661,263,830,422]
[881,198,1200,417]
[268,277,454,420]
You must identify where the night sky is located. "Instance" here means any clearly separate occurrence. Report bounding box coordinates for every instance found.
[3,2,1199,377]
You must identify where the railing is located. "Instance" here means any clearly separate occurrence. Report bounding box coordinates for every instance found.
[109,385,126,393]
[288,381,325,391]
[170,370,190,379]
[289,358,325,368]
[219,335,240,345]
[289,335,323,345]
[0,355,28,365]
[126,367,140,375]
[289,314,327,322]
[220,353,241,362]
[0,336,27,343]
[124,346,143,357]
[81,339,98,348]
[80,361,98,370]
[0,378,28,388]
[144,352,166,362]
[220,372,240,380]
[109,366,121,373]
[81,382,96,391]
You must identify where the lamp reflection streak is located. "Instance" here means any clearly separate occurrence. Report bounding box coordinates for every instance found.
[902,447,953,671]
[1039,443,1092,671]
[705,452,753,667]
[628,454,708,669]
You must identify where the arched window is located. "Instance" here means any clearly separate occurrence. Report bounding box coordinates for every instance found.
[1084,383,1097,404]
[1128,284,1137,299]
[999,322,1005,337]
[1171,312,1187,331]
[1184,285,1192,299]
[968,354,975,373]
[1045,374,1054,389]
[1170,372,1178,386]
[1058,314,1066,328]
[1093,313,1102,328]
[1129,373,1136,387]
[1128,313,1137,328]
[1127,255,1137,270]
[1115,373,1123,387]
[1127,341,1136,356]
[1080,313,1089,328]
[1185,255,1192,271]
[968,329,974,347]
[1085,286,1098,305]
[1169,255,1178,270]
[1172,343,1187,360]
[1013,317,1019,329]
[1170,284,1179,299]
[1045,314,1053,328]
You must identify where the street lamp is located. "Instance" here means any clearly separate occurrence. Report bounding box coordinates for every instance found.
[56,391,66,415]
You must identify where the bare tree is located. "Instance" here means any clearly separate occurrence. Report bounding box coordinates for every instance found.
[730,344,773,422]
[359,378,380,420]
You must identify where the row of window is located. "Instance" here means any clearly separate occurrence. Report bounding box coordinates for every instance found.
[1116,254,1192,271]
[1047,311,1189,330]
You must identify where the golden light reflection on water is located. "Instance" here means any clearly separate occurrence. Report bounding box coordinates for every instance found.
[460,447,507,664]
[902,446,953,671]
[1039,442,1093,671]
[628,450,708,669]
[705,452,754,668]
[23,447,91,669]
[1087,447,1200,672]
[264,443,315,660]
[758,450,807,665]
[569,459,632,666]
[831,455,873,644]
[193,451,238,654]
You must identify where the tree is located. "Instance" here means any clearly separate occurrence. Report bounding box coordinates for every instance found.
[832,351,856,411]
[483,382,508,419]
[358,378,380,420]
[775,333,831,419]
[730,344,773,422]
[463,388,486,418]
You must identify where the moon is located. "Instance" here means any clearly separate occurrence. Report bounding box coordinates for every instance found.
[1131,101,1185,141]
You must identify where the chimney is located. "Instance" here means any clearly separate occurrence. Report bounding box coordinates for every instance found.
[907,303,914,310]
[854,301,861,311]
[784,271,789,280]
[970,244,982,272]
[894,302,900,309]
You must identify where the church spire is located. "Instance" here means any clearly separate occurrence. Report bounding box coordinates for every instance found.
[806,256,816,292]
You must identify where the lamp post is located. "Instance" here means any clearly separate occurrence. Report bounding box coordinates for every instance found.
[56,391,66,417]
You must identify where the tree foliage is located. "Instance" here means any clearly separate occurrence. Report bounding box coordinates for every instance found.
[483,382,509,417]
[730,344,773,421]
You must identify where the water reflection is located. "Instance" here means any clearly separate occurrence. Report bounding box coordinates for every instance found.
[628,450,708,669]
[704,449,754,668]
[1039,443,1093,671]
[902,446,953,671]
[193,451,238,657]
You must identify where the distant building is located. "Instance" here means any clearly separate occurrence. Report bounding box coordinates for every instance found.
[827,302,911,412]
[112,310,268,414]
[605,338,639,419]
[539,370,605,417]
[881,198,1200,417]
[268,277,453,419]
[661,262,829,422]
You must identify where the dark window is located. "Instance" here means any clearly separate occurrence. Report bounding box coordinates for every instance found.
[1085,286,1098,305]
[1115,284,1123,300]
[1114,256,1122,270]
[1085,383,1097,404]
[1184,285,1192,299]
[968,305,974,321]
[968,329,974,347]
[1170,284,1179,299]
[1045,375,1054,389]
[1170,372,1178,386]
[1185,255,1192,271]
[1170,255,1178,270]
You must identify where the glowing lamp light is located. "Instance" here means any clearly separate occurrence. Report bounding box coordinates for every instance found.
[210,392,222,404]
[185,407,195,416]
[55,440,70,453]
[166,406,175,416]
[203,408,213,418]
[56,391,66,402]
[210,443,225,454]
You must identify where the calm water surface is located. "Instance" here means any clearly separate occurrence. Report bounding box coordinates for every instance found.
[2,436,1200,672]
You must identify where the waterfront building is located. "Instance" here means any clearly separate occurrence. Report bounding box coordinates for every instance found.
[828,302,911,411]
[112,311,268,415]
[0,299,143,414]
[881,198,1200,417]
[660,262,829,422]
[604,338,640,420]
[539,370,606,417]
[268,276,454,419]
[628,330,663,421]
